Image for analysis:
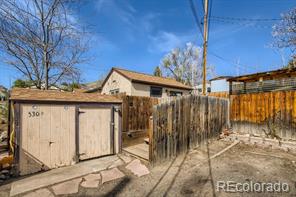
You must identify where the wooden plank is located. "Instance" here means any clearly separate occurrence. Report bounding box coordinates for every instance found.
[79,107,112,160]
[151,95,229,164]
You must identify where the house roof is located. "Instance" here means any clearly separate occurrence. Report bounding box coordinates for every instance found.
[227,68,296,82]
[10,88,122,103]
[102,67,192,90]
[209,76,233,81]
[81,80,103,93]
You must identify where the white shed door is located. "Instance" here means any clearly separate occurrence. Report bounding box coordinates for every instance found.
[78,107,113,160]
[20,104,76,175]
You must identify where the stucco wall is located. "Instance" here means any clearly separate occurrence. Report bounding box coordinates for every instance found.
[131,83,150,97]
[132,82,190,98]
[211,79,229,92]
[101,71,132,95]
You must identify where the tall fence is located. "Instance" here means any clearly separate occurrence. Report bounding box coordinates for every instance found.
[118,95,159,132]
[230,91,296,140]
[150,95,229,163]
[208,91,229,98]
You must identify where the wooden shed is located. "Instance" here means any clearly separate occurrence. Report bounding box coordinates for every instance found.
[9,88,122,176]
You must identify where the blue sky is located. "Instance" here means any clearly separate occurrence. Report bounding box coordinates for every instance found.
[0,0,295,87]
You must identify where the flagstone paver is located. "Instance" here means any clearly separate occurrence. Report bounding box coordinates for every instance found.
[81,180,100,188]
[101,168,125,184]
[83,173,101,181]
[52,178,81,195]
[81,173,101,188]
[125,159,150,177]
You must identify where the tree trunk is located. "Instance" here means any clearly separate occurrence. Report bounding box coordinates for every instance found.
[44,51,48,90]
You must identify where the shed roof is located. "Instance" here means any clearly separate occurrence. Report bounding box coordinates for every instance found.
[10,88,122,103]
[102,67,192,90]
[227,68,296,82]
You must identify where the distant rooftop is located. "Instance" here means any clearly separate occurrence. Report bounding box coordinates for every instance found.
[102,67,192,90]
[227,68,296,82]
[210,76,233,81]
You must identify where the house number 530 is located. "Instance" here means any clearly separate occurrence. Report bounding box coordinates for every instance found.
[28,111,41,117]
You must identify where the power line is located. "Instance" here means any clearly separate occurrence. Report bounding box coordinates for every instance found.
[210,18,274,29]
[189,0,204,39]
[208,51,258,72]
[210,16,281,22]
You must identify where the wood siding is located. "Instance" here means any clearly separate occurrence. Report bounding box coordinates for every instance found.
[150,95,229,163]
[20,104,76,175]
[78,107,112,160]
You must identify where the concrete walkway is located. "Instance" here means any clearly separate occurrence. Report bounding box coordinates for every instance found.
[10,155,119,196]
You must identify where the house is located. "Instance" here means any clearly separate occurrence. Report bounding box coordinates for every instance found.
[209,76,232,93]
[227,67,296,95]
[101,67,192,97]
[0,86,7,101]
[81,80,103,93]
[9,88,122,176]
[192,81,211,94]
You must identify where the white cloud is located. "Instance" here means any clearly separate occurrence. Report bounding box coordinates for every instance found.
[148,31,195,53]
[95,0,136,27]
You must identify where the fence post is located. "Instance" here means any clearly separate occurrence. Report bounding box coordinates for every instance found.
[227,98,231,129]
[148,115,153,163]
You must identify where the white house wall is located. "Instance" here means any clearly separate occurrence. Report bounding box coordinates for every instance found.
[211,79,229,92]
[101,71,132,95]
[132,82,190,98]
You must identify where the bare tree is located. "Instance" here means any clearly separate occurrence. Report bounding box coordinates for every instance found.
[0,0,89,89]
[272,7,296,54]
[160,42,215,86]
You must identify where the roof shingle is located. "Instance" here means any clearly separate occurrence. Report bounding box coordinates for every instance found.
[10,88,122,103]
[112,68,192,90]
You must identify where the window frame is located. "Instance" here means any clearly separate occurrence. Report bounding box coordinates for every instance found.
[150,86,163,97]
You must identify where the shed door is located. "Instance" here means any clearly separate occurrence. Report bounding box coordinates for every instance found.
[78,107,113,160]
[20,104,76,175]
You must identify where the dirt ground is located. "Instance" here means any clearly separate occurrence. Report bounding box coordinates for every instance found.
[1,140,296,197]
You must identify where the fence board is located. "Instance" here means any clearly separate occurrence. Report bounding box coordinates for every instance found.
[150,95,229,163]
[117,94,159,132]
[230,90,296,140]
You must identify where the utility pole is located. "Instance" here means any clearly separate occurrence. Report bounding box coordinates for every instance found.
[202,0,209,95]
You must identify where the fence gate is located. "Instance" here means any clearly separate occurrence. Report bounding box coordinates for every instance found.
[78,107,113,160]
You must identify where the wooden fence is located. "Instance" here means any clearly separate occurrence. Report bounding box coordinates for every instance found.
[150,95,229,163]
[118,95,159,132]
[208,91,229,98]
[230,91,296,140]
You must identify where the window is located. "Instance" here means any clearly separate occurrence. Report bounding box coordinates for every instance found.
[170,91,183,96]
[150,86,162,97]
[110,89,119,95]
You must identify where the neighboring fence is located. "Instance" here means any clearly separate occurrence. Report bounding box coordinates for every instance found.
[208,91,229,98]
[230,91,296,140]
[118,95,159,132]
[150,95,229,163]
